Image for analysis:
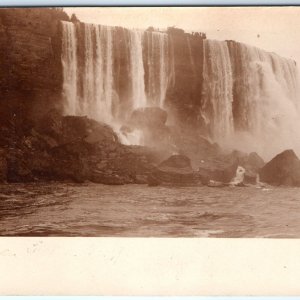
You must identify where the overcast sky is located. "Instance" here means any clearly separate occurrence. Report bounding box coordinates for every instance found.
[64,7,300,64]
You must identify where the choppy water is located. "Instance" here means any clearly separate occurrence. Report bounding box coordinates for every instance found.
[0,183,299,237]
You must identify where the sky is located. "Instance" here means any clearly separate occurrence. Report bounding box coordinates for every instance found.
[64,6,300,64]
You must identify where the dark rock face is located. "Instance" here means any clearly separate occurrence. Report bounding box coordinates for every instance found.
[0,149,7,182]
[259,149,300,186]
[1,110,159,184]
[147,154,202,186]
[0,9,69,121]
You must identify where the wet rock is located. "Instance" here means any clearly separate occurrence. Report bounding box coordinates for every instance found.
[197,150,264,185]
[124,107,173,150]
[129,107,167,128]
[62,116,118,144]
[197,158,237,184]
[147,154,201,186]
[171,130,222,168]
[247,152,265,169]
[259,149,300,186]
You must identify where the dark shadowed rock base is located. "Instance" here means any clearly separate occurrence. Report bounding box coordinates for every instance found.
[0,110,162,185]
[147,154,202,186]
[259,149,300,186]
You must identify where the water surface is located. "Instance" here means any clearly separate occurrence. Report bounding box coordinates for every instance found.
[0,183,299,237]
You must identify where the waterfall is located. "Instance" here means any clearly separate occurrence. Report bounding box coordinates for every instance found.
[144,31,169,108]
[228,41,300,158]
[62,22,115,124]
[94,25,113,123]
[61,21,78,115]
[202,39,234,143]
[61,21,300,158]
[128,29,147,110]
[82,23,95,116]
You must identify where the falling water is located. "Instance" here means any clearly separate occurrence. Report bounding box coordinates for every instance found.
[144,31,169,108]
[94,25,113,123]
[228,42,300,158]
[202,39,234,143]
[62,22,115,124]
[128,29,147,110]
[61,21,300,158]
[82,23,95,116]
[61,21,78,115]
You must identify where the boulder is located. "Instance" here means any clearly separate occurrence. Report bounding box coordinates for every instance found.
[197,150,264,185]
[159,154,192,169]
[259,149,300,186]
[62,116,118,145]
[147,154,201,186]
[123,107,173,150]
[129,107,167,128]
[197,158,237,184]
[36,108,63,139]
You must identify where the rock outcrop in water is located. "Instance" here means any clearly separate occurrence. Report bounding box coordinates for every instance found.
[196,150,265,185]
[147,154,202,186]
[259,149,300,186]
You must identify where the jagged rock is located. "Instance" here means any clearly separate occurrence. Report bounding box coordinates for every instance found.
[259,149,300,186]
[147,154,201,186]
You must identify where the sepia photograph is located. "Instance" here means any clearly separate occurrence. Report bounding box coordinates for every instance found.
[1,6,300,238]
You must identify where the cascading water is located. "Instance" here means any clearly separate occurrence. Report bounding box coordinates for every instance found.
[61,22,171,146]
[62,20,300,159]
[128,29,147,110]
[201,39,234,143]
[144,31,169,108]
[94,25,113,123]
[227,41,300,159]
[61,21,78,115]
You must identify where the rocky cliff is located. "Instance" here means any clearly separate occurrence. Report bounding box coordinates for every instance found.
[0,8,69,123]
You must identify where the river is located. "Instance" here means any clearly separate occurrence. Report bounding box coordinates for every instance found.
[0,183,299,237]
